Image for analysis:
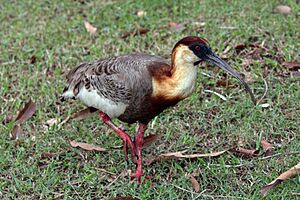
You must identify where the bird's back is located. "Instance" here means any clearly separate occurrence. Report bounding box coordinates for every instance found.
[62,53,171,122]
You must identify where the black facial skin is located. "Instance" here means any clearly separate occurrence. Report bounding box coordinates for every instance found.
[189,43,257,105]
[189,43,212,65]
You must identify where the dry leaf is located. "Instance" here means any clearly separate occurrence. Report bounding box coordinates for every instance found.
[189,175,200,192]
[216,78,232,88]
[41,151,65,159]
[70,140,106,152]
[84,21,97,35]
[28,55,36,64]
[260,162,300,197]
[231,147,259,158]
[137,10,147,17]
[274,5,292,15]
[10,124,23,140]
[146,150,228,165]
[11,99,36,140]
[143,134,159,148]
[121,28,150,39]
[235,43,246,51]
[71,107,97,121]
[282,61,300,70]
[261,139,273,156]
[15,99,36,124]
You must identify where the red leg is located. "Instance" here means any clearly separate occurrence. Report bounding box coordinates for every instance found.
[99,112,137,164]
[134,123,147,184]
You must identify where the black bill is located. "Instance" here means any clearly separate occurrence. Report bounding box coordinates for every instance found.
[206,52,256,105]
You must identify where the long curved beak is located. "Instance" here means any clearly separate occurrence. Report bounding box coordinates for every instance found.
[205,52,256,105]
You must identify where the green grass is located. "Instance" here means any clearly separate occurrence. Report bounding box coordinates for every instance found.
[1,0,299,199]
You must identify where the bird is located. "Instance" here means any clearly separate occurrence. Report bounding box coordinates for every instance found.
[61,36,256,184]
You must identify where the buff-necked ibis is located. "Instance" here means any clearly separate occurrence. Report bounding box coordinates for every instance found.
[61,36,256,184]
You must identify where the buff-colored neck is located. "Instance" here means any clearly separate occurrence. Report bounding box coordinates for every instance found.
[152,45,198,99]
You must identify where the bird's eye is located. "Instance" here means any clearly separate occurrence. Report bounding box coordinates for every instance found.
[195,45,201,51]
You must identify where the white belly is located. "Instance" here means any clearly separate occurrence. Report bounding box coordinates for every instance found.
[77,87,127,118]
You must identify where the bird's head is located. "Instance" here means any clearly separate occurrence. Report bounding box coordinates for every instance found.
[172,36,256,105]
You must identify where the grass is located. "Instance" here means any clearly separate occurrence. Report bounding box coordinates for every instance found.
[0,0,299,199]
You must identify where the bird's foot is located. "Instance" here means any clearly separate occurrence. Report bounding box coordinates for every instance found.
[131,171,152,185]
[122,138,137,164]
[135,168,144,184]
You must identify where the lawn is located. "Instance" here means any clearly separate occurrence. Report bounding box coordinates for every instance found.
[0,0,299,199]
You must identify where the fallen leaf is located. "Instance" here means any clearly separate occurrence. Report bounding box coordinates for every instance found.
[28,55,36,64]
[143,134,159,148]
[11,99,36,140]
[231,147,259,158]
[146,150,228,165]
[261,139,273,156]
[71,107,97,121]
[274,5,292,15]
[137,10,147,17]
[121,28,150,39]
[235,43,246,51]
[70,140,106,152]
[234,42,261,55]
[189,175,200,192]
[216,78,232,88]
[260,162,300,197]
[10,124,23,140]
[84,21,97,35]
[40,151,65,159]
[15,99,36,124]
[282,61,300,70]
